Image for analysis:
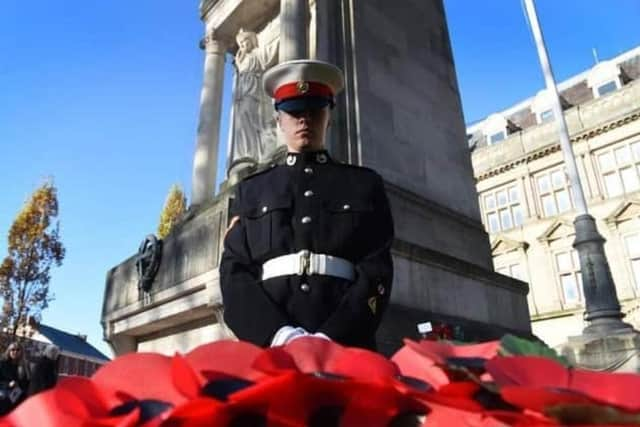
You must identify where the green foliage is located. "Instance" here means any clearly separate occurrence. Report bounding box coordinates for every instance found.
[499,334,570,366]
[0,181,65,341]
[157,184,186,239]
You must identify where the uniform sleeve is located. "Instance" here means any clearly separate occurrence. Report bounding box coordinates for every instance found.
[219,185,290,347]
[318,174,394,343]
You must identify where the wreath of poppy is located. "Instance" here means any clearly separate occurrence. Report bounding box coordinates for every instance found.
[2,337,640,426]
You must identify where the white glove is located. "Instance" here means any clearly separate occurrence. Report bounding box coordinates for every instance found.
[312,332,331,341]
[271,325,309,346]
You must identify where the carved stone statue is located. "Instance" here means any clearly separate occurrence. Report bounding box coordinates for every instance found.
[228,29,279,176]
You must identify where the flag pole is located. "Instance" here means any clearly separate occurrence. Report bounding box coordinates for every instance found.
[522,0,632,336]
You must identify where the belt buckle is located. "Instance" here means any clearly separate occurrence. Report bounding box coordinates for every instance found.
[297,250,310,275]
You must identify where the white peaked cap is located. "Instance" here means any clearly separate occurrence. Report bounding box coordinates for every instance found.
[263,59,345,99]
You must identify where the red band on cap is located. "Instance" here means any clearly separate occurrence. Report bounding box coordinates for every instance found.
[274,81,334,102]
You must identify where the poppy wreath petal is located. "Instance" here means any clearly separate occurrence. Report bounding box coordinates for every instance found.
[339,382,429,427]
[225,372,302,425]
[489,356,640,412]
[265,374,354,427]
[391,344,451,389]
[419,382,486,413]
[252,337,340,375]
[571,369,640,411]
[186,340,265,382]
[2,387,140,427]
[254,337,400,385]
[499,386,594,414]
[403,339,500,365]
[201,376,255,402]
[145,398,229,427]
[282,337,341,372]
[544,402,640,425]
[418,401,486,427]
[92,352,188,405]
[323,346,400,384]
[57,376,134,416]
[258,374,421,427]
[484,409,559,427]
[415,402,547,427]
[110,399,173,426]
[171,353,206,399]
[485,357,569,388]
[251,345,300,375]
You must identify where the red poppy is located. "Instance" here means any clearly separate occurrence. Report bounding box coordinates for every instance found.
[92,352,188,406]
[403,339,500,365]
[392,339,499,390]
[250,337,428,427]
[253,336,399,382]
[185,340,265,382]
[1,376,140,427]
[420,403,557,427]
[392,344,451,389]
[486,356,640,413]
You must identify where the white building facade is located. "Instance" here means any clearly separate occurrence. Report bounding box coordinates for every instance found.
[469,46,640,348]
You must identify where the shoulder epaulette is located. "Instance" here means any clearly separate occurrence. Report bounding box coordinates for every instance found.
[241,163,279,182]
[336,162,379,175]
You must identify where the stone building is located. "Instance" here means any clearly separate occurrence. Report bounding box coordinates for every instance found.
[468,45,640,348]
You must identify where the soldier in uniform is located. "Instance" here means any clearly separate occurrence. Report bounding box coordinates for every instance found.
[220,59,394,351]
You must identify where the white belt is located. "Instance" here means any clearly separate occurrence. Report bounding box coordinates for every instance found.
[262,250,356,281]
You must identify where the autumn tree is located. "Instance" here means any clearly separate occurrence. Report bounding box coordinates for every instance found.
[157,184,187,239]
[0,181,65,343]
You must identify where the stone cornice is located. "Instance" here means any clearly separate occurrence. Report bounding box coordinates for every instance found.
[198,29,230,53]
[199,0,220,20]
[475,109,640,183]
[384,181,486,233]
[392,238,530,295]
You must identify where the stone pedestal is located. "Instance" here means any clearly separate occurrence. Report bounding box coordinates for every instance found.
[101,191,234,356]
[560,330,640,372]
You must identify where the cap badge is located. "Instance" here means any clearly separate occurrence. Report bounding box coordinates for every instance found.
[296,81,310,94]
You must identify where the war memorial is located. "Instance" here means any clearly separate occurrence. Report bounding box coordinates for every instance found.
[100,0,531,356]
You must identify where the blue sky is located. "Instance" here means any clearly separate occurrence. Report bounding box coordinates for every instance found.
[0,1,638,356]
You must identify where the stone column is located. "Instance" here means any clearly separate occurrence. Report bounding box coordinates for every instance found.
[191,31,227,206]
[279,0,309,61]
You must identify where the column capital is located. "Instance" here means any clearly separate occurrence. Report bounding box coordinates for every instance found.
[199,30,228,54]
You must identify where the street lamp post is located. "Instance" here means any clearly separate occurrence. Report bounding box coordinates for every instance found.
[522,0,633,336]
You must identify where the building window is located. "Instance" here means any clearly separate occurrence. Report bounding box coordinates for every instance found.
[555,249,582,305]
[624,233,640,289]
[497,263,525,281]
[597,142,640,198]
[539,109,554,123]
[596,80,618,97]
[488,131,506,145]
[536,169,573,217]
[483,185,524,233]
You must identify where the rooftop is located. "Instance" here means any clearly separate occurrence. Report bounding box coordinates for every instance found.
[37,323,110,361]
[467,45,640,148]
